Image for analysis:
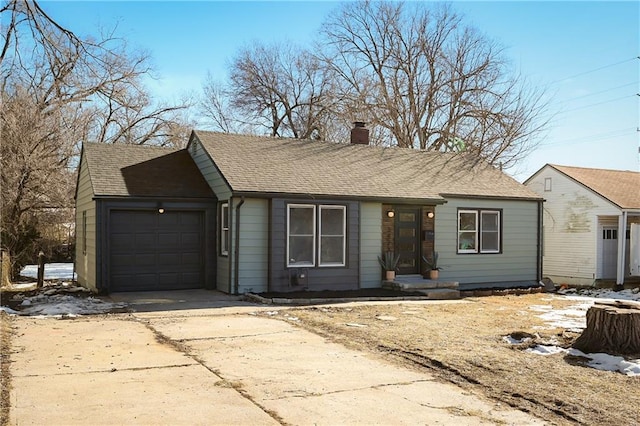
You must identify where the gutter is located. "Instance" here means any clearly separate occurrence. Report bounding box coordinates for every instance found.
[233,196,245,295]
[229,191,447,205]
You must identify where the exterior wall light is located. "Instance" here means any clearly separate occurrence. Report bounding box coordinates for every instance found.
[158,208,165,214]
[387,210,395,218]
[427,211,435,219]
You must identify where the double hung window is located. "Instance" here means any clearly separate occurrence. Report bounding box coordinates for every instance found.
[220,202,229,256]
[287,204,346,267]
[457,209,501,254]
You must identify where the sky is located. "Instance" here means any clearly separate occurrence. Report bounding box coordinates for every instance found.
[36,1,640,182]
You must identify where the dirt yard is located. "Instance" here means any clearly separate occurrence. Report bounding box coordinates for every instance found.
[272,294,640,426]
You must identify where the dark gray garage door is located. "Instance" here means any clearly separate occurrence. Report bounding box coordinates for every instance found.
[109,210,204,292]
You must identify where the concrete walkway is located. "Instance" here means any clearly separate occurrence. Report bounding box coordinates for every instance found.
[8,299,546,425]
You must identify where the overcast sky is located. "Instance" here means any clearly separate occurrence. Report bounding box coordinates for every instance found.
[40,1,640,181]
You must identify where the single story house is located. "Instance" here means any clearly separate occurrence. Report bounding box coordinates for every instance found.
[75,125,544,294]
[525,164,640,285]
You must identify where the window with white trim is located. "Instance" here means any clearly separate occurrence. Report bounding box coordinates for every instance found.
[457,209,501,254]
[287,204,316,266]
[480,211,500,253]
[287,204,346,267]
[220,202,229,256]
[319,205,346,266]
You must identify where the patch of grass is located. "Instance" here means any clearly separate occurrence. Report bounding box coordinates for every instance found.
[285,294,639,426]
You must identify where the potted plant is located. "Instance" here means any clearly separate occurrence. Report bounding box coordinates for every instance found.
[422,251,442,280]
[378,251,400,281]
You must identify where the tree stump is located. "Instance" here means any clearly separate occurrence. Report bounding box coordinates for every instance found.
[572,300,640,355]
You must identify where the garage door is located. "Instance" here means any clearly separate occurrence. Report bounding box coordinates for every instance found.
[109,210,204,292]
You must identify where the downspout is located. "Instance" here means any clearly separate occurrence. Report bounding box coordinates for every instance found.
[233,196,245,295]
[537,200,544,283]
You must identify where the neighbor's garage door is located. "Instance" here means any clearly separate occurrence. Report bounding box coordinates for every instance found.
[109,210,204,292]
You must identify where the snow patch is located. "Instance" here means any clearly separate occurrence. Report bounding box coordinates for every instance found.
[20,263,76,280]
[567,348,640,377]
[503,335,532,345]
[530,288,640,332]
[502,335,533,345]
[16,294,126,317]
[526,345,566,356]
[520,344,640,376]
[0,306,20,315]
[3,280,127,317]
[559,287,640,301]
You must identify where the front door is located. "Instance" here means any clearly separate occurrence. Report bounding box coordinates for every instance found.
[395,207,420,275]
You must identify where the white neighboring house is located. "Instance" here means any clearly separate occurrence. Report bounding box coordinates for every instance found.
[525,164,640,286]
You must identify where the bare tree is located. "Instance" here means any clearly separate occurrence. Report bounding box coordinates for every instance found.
[0,0,192,278]
[201,42,338,140]
[200,74,232,133]
[1,85,77,277]
[199,1,548,165]
[321,1,549,167]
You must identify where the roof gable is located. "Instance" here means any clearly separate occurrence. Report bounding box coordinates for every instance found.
[193,131,541,202]
[82,143,214,198]
[549,164,640,209]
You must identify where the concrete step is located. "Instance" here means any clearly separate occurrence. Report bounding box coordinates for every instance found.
[381,281,460,300]
[382,280,459,291]
[417,288,461,300]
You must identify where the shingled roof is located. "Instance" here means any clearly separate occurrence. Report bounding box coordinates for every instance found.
[548,164,640,209]
[82,143,214,198]
[193,130,541,202]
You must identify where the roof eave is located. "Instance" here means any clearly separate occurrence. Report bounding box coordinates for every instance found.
[439,193,544,202]
[92,195,216,202]
[231,190,447,205]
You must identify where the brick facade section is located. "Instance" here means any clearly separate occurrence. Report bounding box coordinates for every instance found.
[421,207,436,275]
[381,204,395,253]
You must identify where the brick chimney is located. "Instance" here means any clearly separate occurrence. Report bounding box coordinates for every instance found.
[350,121,369,145]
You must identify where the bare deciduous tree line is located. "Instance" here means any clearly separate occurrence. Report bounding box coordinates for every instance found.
[0,0,192,277]
[201,1,549,169]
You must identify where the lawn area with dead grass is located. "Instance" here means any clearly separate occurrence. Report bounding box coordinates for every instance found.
[279,293,639,425]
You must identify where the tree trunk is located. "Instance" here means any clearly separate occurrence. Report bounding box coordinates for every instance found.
[37,251,45,288]
[572,301,640,355]
[1,250,11,287]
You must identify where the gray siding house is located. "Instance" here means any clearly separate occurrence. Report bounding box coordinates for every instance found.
[75,127,543,294]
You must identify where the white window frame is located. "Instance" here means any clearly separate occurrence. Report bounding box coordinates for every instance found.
[480,210,501,253]
[287,204,316,267]
[458,209,502,254]
[457,210,478,254]
[318,205,346,267]
[220,202,229,256]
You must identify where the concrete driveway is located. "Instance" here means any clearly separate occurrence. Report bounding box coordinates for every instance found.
[8,292,544,425]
